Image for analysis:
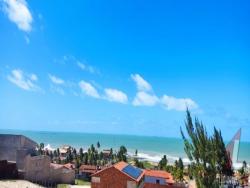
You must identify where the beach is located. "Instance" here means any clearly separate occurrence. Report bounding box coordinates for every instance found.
[0,129,250,163]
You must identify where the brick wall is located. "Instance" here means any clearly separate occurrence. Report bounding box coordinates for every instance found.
[91,166,138,188]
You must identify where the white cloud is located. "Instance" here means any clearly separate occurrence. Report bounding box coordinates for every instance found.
[30,73,37,81]
[7,69,39,91]
[131,74,152,91]
[76,61,95,74]
[3,0,33,32]
[132,91,159,106]
[48,74,64,85]
[161,95,198,111]
[77,61,86,70]
[79,80,100,98]
[104,88,128,104]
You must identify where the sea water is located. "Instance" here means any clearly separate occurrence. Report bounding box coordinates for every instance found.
[0,129,249,163]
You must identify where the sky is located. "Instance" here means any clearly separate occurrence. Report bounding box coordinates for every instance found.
[0,0,249,141]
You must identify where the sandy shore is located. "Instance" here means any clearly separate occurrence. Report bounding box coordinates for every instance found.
[0,180,45,188]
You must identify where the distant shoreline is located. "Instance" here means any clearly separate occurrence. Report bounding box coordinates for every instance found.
[1,129,250,163]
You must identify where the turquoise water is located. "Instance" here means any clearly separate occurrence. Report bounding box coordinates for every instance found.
[0,129,249,163]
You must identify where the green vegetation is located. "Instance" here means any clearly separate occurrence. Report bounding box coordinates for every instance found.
[75,179,91,185]
[57,184,69,188]
[181,109,233,188]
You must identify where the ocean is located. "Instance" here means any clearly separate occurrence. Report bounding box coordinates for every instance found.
[0,129,249,164]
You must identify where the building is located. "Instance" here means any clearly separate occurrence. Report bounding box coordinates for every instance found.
[91,161,181,188]
[79,165,102,180]
[144,170,175,187]
[91,161,144,188]
[0,134,37,170]
[0,134,74,184]
[49,163,75,184]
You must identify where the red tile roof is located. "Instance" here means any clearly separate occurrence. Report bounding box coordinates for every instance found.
[113,161,128,171]
[63,163,75,170]
[79,165,103,174]
[145,170,175,184]
[145,170,172,179]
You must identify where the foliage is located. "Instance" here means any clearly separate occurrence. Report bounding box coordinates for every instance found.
[180,109,233,188]
[158,155,168,170]
[117,145,127,162]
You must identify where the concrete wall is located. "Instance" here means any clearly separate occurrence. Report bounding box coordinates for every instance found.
[144,176,166,185]
[49,167,75,184]
[24,155,74,184]
[24,155,50,182]
[0,134,37,163]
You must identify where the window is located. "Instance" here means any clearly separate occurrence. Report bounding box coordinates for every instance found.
[156,179,160,184]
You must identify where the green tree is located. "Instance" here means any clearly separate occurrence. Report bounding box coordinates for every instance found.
[158,155,168,170]
[117,146,127,162]
[134,158,144,168]
[180,109,229,188]
[97,141,100,149]
[173,158,184,182]
[38,143,45,155]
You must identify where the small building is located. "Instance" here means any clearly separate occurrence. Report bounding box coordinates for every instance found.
[91,161,144,188]
[0,134,75,185]
[50,163,75,184]
[91,161,181,188]
[144,170,175,187]
[102,149,111,158]
[79,165,102,180]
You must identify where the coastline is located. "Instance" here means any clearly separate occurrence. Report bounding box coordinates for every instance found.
[1,129,250,163]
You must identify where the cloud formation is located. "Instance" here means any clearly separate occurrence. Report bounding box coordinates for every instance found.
[77,61,95,74]
[131,73,198,111]
[79,80,100,98]
[161,95,198,111]
[131,74,152,91]
[104,88,128,104]
[48,74,64,85]
[7,69,40,91]
[3,0,33,32]
[133,91,159,106]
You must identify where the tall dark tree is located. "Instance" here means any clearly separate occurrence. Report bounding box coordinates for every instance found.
[180,109,230,188]
[158,155,168,170]
[97,141,100,149]
[117,146,127,162]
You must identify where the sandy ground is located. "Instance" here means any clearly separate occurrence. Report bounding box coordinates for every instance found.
[0,180,91,188]
[0,180,45,188]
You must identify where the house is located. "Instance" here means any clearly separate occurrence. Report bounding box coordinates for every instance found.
[91,161,182,188]
[91,161,145,188]
[79,165,102,180]
[22,152,75,184]
[102,149,111,158]
[49,163,75,184]
[144,170,175,188]
[63,163,75,170]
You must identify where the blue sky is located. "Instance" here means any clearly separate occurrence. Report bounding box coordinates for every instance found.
[0,0,249,141]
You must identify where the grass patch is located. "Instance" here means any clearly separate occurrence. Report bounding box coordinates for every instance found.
[57,184,69,188]
[75,179,91,185]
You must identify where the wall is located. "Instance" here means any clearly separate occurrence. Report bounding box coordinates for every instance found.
[144,176,166,185]
[0,134,37,163]
[0,160,18,179]
[24,155,50,182]
[91,167,138,188]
